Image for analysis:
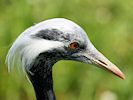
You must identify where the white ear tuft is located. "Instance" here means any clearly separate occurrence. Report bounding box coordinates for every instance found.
[6,33,64,73]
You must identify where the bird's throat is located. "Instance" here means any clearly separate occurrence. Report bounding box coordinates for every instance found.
[27,55,57,100]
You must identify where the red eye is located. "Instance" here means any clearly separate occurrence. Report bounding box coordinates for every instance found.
[70,42,79,49]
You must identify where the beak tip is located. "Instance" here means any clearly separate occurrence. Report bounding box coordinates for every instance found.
[114,67,125,80]
[115,69,125,80]
[120,73,125,80]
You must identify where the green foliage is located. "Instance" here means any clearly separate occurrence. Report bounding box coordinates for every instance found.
[0,0,133,100]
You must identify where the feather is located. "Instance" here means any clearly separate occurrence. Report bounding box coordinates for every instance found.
[6,28,64,73]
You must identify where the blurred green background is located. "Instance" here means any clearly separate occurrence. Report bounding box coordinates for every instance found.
[0,0,133,100]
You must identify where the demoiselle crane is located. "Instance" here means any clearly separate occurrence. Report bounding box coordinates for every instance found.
[6,18,125,100]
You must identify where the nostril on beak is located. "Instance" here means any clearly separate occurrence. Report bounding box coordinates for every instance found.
[98,60,108,66]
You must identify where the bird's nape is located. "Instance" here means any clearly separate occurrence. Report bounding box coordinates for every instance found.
[6,18,125,100]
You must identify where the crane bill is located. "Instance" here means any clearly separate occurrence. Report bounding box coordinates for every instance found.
[90,51,125,79]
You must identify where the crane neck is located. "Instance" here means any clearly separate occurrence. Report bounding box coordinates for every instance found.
[27,54,57,100]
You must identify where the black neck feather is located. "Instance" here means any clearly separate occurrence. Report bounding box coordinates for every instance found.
[27,53,57,100]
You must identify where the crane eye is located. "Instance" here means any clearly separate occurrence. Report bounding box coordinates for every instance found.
[70,42,79,49]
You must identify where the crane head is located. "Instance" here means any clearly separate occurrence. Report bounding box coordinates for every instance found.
[6,18,125,79]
